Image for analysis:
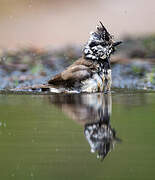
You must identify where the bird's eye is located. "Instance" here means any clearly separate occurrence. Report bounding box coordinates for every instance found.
[105,36,109,41]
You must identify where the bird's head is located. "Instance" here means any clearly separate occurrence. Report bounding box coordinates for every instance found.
[84,21,122,61]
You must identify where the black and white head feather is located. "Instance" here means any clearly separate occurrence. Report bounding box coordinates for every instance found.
[83,22,121,61]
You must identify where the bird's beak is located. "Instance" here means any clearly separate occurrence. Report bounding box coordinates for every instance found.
[113,41,122,47]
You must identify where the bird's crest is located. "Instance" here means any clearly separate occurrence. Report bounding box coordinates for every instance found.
[83,21,122,61]
[96,21,111,41]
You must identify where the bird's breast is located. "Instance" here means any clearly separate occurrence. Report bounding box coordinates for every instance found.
[80,68,111,93]
[81,72,104,92]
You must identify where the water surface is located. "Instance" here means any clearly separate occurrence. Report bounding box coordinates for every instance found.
[0,92,155,180]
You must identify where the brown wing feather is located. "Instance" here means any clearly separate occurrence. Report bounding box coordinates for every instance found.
[48,74,64,85]
[48,58,97,86]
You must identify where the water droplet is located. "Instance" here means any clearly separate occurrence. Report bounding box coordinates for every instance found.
[30,172,34,177]
[4,122,7,128]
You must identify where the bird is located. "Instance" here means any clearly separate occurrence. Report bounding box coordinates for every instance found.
[15,22,122,93]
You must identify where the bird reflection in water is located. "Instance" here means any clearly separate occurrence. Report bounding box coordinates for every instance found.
[49,93,120,160]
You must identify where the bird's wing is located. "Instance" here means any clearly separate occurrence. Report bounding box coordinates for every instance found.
[48,58,97,86]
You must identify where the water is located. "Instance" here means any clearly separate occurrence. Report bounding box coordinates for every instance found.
[0,91,155,180]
